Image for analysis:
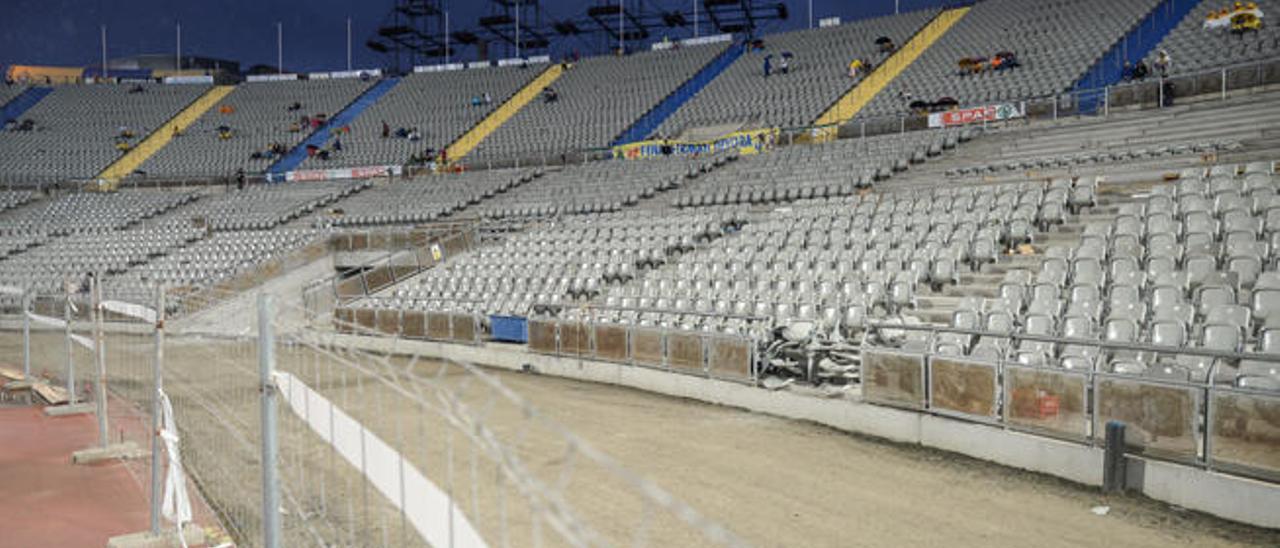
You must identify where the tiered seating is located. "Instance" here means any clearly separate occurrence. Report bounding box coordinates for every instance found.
[0,233,41,259]
[171,181,366,230]
[672,129,972,207]
[119,229,321,288]
[296,68,536,169]
[0,226,203,298]
[657,9,938,136]
[469,158,702,218]
[860,0,1164,119]
[372,209,740,316]
[0,190,34,213]
[929,163,1279,391]
[951,139,1242,176]
[140,79,374,176]
[0,84,31,114]
[609,179,1087,336]
[1148,0,1280,76]
[467,44,728,163]
[324,169,535,226]
[0,190,198,236]
[0,83,210,179]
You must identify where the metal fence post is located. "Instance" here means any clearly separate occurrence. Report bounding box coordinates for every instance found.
[1103,86,1110,117]
[1221,68,1227,100]
[150,286,165,534]
[65,286,75,404]
[1103,421,1128,492]
[92,275,108,448]
[258,293,281,548]
[22,292,31,379]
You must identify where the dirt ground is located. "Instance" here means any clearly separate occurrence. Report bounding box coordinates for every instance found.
[4,328,1278,547]
[485,368,1280,548]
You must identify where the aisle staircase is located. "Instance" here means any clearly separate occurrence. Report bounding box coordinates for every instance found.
[444,63,565,162]
[97,85,236,183]
[1074,0,1200,113]
[612,42,744,146]
[1,86,53,124]
[268,77,401,178]
[810,7,970,140]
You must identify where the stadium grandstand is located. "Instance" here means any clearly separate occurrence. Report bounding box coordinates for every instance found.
[1,0,1279,547]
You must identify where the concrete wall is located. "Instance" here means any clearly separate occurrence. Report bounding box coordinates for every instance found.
[328,333,1280,530]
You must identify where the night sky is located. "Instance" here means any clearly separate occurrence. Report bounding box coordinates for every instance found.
[0,0,955,73]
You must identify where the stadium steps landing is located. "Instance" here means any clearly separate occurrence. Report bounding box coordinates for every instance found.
[97,85,236,183]
[611,41,745,146]
[1,86,53,124]
[444,63,565,163]
[1073,0,1199,113]
[268,77,401,178]
[810,6,970,140]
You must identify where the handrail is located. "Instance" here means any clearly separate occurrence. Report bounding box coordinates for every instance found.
[863,321,1280,363]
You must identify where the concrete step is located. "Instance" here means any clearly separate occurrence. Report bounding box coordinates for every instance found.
[957,272,1003,285]
[916,295,964,309]
[940,283,997,298]
[905,307,954,325]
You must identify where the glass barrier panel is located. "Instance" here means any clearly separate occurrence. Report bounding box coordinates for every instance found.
[929,356,999,420]
[861,349,927,410]
[666,331,705,375]
[707,336,754,383]
[1095,375,1202,462]
[527,319,558,354]
[630,327,666,369]
[1004,365,1090,441]
[1209,388,1280,482]
[593,324,629,363]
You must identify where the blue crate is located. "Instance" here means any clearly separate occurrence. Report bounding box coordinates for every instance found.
[489,315,528,343]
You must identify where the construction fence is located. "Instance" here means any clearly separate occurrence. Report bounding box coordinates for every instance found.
[0,286,748,548]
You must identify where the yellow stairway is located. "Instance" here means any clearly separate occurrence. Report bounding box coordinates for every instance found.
[445,63,564,162]
[97,85,235,183]
[811,7,969,141]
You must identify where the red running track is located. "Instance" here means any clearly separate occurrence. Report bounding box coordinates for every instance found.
[0,406,150,548]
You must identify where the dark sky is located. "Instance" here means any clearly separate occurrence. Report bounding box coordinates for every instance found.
[0,0,954,73]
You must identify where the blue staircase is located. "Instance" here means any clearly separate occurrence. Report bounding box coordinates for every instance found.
[1074,0,1199,113]
[612,42,745,146]
[268,77,401,178]
[1,86,53,124]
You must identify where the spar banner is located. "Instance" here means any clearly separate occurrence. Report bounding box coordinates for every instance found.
[928,103,1024,128]
[284,165,403,182]
[612,128,779,160]
[928,103,1023,127]
[926,103,1024,128]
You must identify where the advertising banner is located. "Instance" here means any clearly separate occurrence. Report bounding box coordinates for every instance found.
[284,164,402,182]
[612,128,778,160]
[927,103,1023,128]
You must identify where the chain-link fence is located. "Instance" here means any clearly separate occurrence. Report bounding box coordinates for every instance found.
[1,277,748,547]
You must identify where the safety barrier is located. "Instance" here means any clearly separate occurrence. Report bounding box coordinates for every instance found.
[860,322,1280,484]
[1209,389,1280,481]
[333,308,482,346]
[524,320,756,384]
[326,227,477,307]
